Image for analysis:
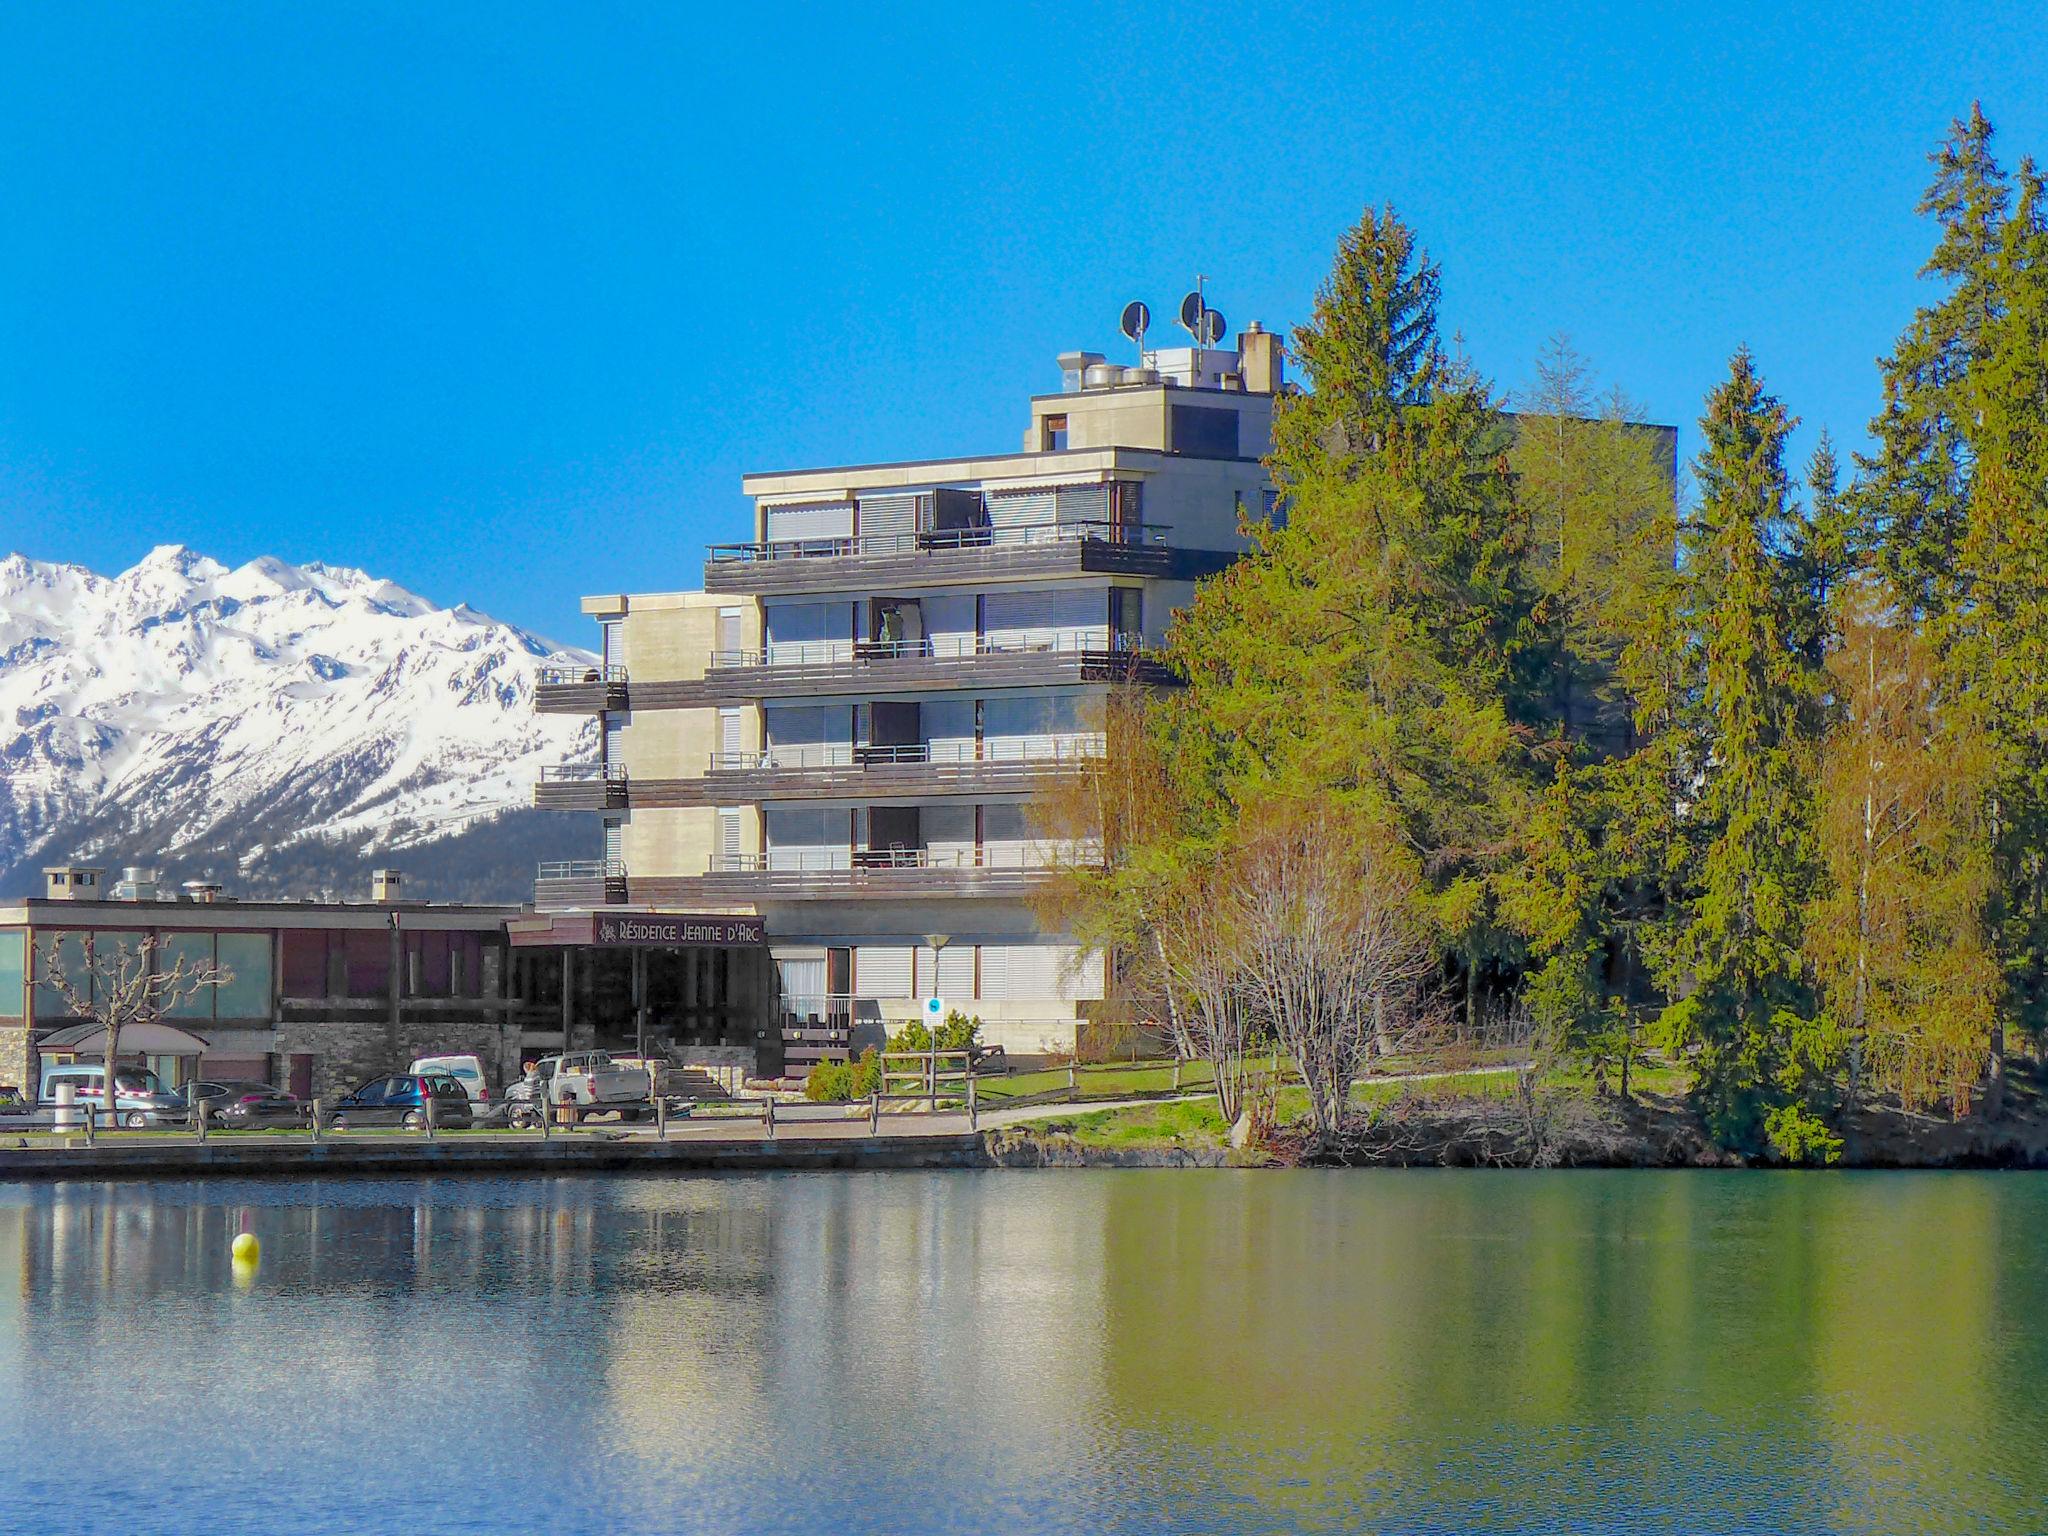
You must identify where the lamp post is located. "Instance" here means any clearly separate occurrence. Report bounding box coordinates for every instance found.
[924,932,950,1100]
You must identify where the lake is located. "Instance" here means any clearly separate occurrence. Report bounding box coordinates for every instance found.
[0,1170,2042,1534]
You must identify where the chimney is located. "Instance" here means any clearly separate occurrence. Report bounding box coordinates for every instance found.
[1238,322,1283,394]
[115,867,160,902]
[182,879,224,904]
[371,869,403,903]
[42,866,105,902]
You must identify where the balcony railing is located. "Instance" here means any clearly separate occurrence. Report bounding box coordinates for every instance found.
[706,519,1168,566]
[713,629,1142,670]
[709,733,1106,774]
[534,763,628,810]
[535,664,628,714]
[717,845,1079,873]
[537,858,627,881]
[538,663,628,686]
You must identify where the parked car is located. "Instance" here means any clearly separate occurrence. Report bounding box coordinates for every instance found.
[195,1082,305,1129]
[329,1073,473,1131]
[172,1079,294,1125]
[38,1063,183,1128]
[538,1052,651,1120]
[408,1054,491,1103]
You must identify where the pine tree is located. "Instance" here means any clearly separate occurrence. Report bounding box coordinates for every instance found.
[1662,350,1832,1158]
[1953,158,2048,1105]
[1165,206,1533,1026]
[1856,103,2012,617]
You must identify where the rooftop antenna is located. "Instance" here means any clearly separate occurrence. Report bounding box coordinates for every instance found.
[1119,299,1150,365]
[1177,276,1226,362]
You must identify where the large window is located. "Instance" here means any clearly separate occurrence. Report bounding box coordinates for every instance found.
[33,932,89,1020]
[161,934,217,1019]
[0,931,24,1019]
[213,933,274,1020]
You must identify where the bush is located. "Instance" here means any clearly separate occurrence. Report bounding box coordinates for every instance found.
[888,1010,980,1054]
[803,1047,882,1103]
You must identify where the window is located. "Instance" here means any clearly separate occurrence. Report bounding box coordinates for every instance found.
[280,930,328,998]
[34,932,89,1019]
[0,931,23,1019]
[161,934,217,1020]
[1168,404,1239,458]
[1042,414,1069,451]
[213,934,274,1020]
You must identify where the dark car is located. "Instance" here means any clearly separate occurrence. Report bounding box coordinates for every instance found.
[330,1073,473,1131]
[175,1079,301,1126]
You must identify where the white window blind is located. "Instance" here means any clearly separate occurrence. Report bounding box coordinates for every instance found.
[857,493,922,546]
[764,500,854,542]
[854,946,914,999]
[982,588,1105,650]
[913,945,976,999]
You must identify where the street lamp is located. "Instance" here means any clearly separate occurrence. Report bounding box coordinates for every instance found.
[924,933,951,1097]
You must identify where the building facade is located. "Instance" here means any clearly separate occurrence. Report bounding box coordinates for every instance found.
[533,327,1285,1064]
[0,867,773,1097]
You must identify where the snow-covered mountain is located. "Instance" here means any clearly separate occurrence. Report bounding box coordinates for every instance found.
[0,545,598,900]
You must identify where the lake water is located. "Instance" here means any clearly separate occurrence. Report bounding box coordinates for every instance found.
[0,1170,2043,1534]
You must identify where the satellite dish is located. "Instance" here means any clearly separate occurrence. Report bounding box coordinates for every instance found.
[1119,300,1150,343]
[1202,308,1226,346]
[1178,290,1205,334]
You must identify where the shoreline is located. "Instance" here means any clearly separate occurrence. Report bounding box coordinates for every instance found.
[3,1110,2047,1179]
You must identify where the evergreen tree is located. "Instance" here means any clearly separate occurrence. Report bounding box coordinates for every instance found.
[1165,206,1533,1026]
[1953,158,2048,1104]
[1662,350,1833,1158]
[1856,103,2011,617]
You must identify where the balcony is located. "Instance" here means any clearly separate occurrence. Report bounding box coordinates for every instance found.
[535,664,628,714]
[704,735,1105,802]
[706,632,1172,700]
[703,520,1190,595]
[692,847,1070,901]
[533,763,628,811]
[533,858,627,908]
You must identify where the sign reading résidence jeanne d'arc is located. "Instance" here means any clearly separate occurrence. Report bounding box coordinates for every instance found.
[595,914,767,947]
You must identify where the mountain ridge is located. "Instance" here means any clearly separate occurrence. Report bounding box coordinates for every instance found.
[0,544,597,900]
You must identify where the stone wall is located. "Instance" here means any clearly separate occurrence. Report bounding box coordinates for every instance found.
[0,1026,30,1096]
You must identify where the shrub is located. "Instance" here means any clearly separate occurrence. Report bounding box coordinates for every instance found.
[888,1010,980,1054]
[803,1047,882,1103]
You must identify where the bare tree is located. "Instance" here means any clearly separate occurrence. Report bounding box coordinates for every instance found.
[1229,805,1441,1138]
[35,934,230,1125]
[1151,858,1263,1126]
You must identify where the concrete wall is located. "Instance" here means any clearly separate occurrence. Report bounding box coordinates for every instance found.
[274,1012,526,1102]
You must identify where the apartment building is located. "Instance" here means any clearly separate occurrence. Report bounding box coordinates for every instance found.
[534,321,1284,1065]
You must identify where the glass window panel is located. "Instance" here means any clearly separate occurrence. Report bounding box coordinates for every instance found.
[213,934,273,1021]
[34,931,89,1020]
[0,931,23,1019]
[160,933,217,1020]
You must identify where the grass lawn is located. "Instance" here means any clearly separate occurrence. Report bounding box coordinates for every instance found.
[1009,1059,1577,1150]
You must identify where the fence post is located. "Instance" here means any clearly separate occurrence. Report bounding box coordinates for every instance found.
[869,1091,880,1135]
[1068,1062,1079,1102]
[655,1095,667,1141]
[310,1098,323,1142]
[194,1096,207,1144]
[424,1091,437,1141]
[1173,1057,1182,1092]
[764,1096,776,1139]
[83,1103,95,1146]
[968,1074,978,1132]
[539,1095,550,1139]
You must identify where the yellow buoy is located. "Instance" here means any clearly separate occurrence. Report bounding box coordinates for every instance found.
[231,1231,260,1264]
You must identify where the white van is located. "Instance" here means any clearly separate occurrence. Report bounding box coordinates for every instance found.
[408,1054,490,1102]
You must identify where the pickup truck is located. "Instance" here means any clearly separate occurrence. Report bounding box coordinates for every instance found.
[531,1051,652,1121]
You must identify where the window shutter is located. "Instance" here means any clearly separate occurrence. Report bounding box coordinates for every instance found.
[764,500,854,542]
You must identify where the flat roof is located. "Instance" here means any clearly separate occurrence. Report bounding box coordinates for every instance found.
[0,897,524,930]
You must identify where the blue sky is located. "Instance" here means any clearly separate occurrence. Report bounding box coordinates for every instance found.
[2,2,2044,641]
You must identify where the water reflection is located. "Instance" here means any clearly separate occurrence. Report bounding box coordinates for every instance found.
[0,1171,2041,1535]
